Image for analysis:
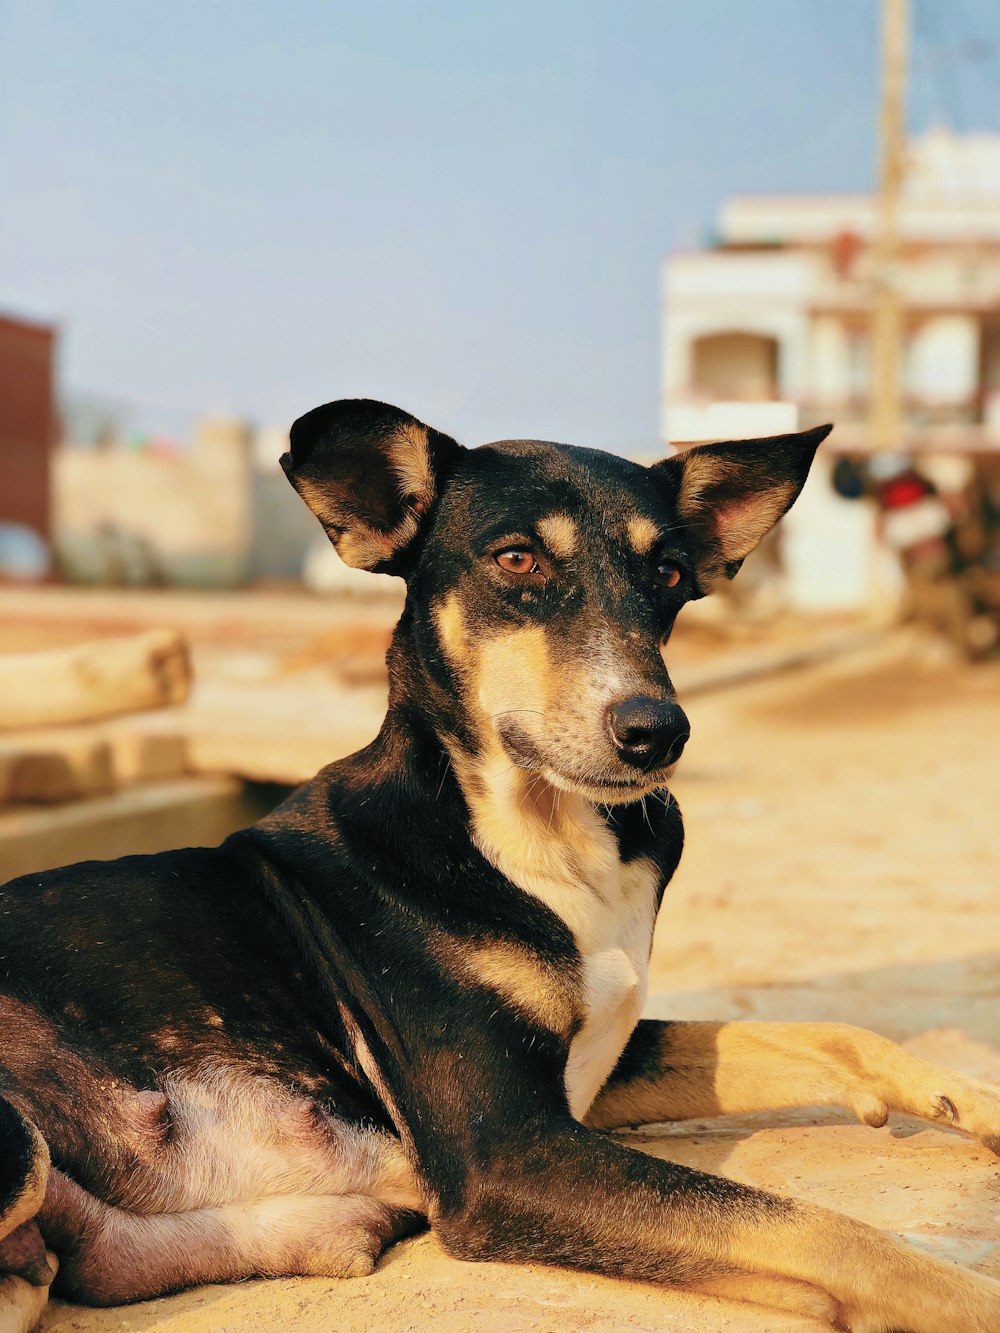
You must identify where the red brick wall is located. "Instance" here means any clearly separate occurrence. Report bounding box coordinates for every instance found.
[0,313,56,540]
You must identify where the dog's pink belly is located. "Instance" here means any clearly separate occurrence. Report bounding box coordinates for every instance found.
[0,991,404,1207]
[97,1066,421,1215]
[28,1067,423,1306]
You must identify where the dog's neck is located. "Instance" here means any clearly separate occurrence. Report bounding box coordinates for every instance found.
[441,736,631,942]
[379,623,645,922]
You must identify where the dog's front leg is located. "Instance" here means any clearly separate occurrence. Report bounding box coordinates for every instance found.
[429,1112,1000,1333]
[586,1020,1000,1149]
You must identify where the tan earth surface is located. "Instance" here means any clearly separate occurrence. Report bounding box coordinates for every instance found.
[38,633,1000,1333]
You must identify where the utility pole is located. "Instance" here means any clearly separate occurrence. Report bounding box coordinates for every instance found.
[871,0,909,453]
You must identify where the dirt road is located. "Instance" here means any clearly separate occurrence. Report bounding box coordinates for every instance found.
[41,634,1000,1332]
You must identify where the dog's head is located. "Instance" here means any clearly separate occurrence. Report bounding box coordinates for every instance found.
[284,399,829,804]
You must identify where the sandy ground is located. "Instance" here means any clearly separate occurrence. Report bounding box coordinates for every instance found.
[37,632,1000,1332]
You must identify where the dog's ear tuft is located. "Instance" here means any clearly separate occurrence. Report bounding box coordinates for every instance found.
[653,424,832,584]
[281,399,463,573]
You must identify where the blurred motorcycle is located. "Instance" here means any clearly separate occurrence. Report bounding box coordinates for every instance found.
[832,452,1000,660]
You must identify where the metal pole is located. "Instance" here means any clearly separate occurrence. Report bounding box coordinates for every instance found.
[871,0,908,453]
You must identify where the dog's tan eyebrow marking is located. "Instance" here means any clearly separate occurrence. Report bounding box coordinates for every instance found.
[626,515,661,556]
[536,513,580,559]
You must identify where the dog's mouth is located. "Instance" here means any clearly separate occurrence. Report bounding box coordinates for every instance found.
[542,767,676,804]
[496,720,675,805]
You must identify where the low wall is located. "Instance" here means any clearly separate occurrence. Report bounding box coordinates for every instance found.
[53,420,253,587]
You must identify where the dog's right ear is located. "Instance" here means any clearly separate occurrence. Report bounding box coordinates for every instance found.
[281,399,464,573]
[652,424,831,585]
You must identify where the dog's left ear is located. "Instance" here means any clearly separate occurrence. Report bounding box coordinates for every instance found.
[652,424,832,584]
[281,399,464,573]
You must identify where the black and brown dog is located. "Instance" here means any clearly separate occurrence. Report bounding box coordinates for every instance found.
[2,400,999,1332]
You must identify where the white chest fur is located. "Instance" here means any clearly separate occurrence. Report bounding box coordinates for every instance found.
[461,763,660,1122]
[562,858,658,1119]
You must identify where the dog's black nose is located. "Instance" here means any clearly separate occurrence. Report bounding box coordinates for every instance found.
[607,696,690,770]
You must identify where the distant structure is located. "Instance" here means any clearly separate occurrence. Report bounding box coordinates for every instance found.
[0,312,57,577]
[661,128,1000,453]
[54,417,329,589]
[55,417,255,587]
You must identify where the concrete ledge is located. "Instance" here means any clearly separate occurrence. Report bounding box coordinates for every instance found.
[673,627,881,697]
[0,776,259,879]
[0,718,189,803]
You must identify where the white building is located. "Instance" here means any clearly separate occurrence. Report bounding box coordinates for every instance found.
[662,128,1000,453]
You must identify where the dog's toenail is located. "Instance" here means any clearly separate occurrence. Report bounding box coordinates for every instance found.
[932,1093,958,1122]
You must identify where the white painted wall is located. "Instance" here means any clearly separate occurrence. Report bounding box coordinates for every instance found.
[905,315,979,404]
[809,316,852,402]
[661,251,816,439]
[666,400,799,445]
[781,452,882,611]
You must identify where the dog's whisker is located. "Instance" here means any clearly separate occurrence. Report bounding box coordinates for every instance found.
[435,756,452,801]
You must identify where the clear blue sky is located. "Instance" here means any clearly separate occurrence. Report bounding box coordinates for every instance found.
[2,0,998,452]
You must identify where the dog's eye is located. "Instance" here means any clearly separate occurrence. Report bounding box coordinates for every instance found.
[654,561,681,589]
[496,549,538,575]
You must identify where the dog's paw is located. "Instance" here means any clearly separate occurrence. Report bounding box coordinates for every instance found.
[842,1030,1000,1153]
[920,1076,1000,1153]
